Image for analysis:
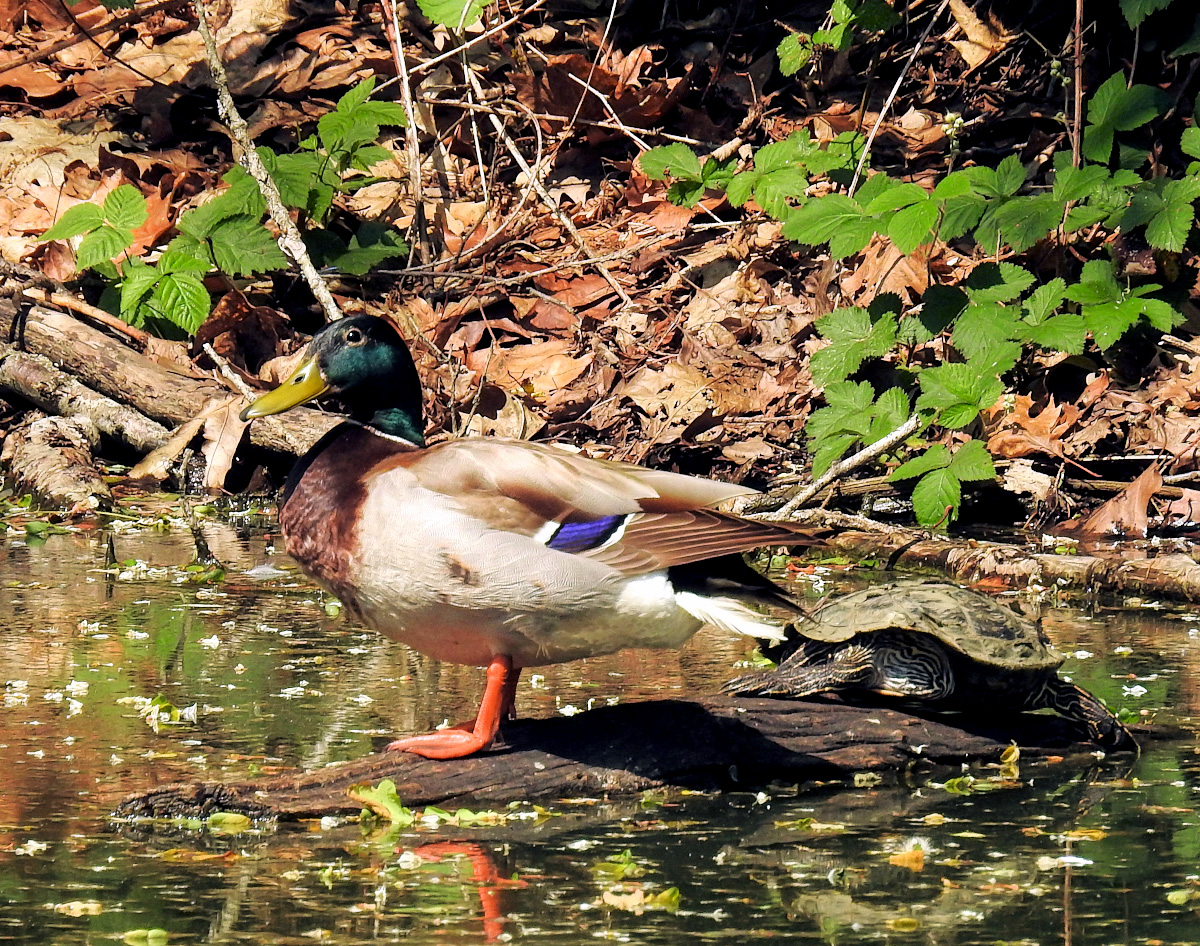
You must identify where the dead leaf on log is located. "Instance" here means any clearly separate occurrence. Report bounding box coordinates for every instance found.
[947,0,1012,74]
[1054,465,1163,538]
[201,399,250,490]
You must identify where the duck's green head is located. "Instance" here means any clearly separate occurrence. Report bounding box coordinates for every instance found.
[240,316,425,445]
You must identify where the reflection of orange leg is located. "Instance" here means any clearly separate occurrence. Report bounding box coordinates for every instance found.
[406,842,524,943]
[387,655,513,759]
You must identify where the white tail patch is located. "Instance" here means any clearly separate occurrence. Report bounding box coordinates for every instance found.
[675,591,787,642]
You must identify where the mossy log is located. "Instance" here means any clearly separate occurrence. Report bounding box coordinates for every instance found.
[113,696,1127,821]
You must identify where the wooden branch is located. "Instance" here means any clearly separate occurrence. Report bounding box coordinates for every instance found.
[0,347,169,453]
[0,300,337,457]
[822,527,1200,600]
[113,695,1122,821]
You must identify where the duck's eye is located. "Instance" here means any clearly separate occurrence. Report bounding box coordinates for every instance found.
[345,328,365,345]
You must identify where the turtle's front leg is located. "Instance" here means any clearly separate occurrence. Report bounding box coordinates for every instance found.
[1037,678,1138,753]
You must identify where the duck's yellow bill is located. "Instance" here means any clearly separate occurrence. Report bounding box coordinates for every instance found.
[240,356,329,420]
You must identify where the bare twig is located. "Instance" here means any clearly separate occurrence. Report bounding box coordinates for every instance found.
[202,342,255,399]
[192,0,342,324]
[463,68,632,307]
[848,0,950,197]
[764,414,924,521]
[1071,0,1084,168]
[382,0,432,267]
[22,287,150,348]
[410,0,549,77]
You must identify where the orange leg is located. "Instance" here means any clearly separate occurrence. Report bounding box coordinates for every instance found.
[387,655,514,759]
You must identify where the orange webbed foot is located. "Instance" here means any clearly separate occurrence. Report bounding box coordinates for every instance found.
[386,655,517,760]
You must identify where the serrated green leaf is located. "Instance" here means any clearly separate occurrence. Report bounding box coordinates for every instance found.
[639,144,703,182]
[933,172,974,200]
[701,155,737,188]
[725,170,758,207]
[1146,175,1200,251]
[41,202,105,241]
[939,192,987,241]
[782,194,864,244]
[987,193,1065,252]
[811,432,858,479]
[828,218,878,258]
[1139,297,1183,332]
[1066,259,1122,304]
[752,166,811,219]
[319,110,380,158]
[964,262,1035,304]
[416,0,487,27]
[824,379,878,413]
[866,386,912,443]
[899,285,967,344]
[1023,278,1067,324]
[119,258,159,317]
[353,101,409,129]
[336,76,377,113]
[262,149,325,209]
[911,468,961,527]
[916,363,1003,428]
[1121,0,1174,27]
[855,0,902,31]
[1085,300,1141,349]
[777,32,814,76]
[994,155,1026,196]
[1022,314,1087,354]
[889,444,951,481]
[207,217,288,277]
[1182,127,1200,160]
[149,272,210,335]
[948,439,996,481]
[1051,160,1109,203]
[324,222,409,275]
[102,184,148,231]
[888,197,938,254]
[666,180,706,207]
[179,172,265,239]
[952,304,1019,360]
[864,181,926,214]
[1084,72,1170,163]
[76,225,133,270]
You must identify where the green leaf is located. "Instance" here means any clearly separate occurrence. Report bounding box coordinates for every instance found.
[888,197,938,254]
[811,432,858,479]
[416,0,487,27]
[41,202,105,241]
[964,262,1035,304]
[863,181,926,214]
[866,386,912,444]
[939,192,987,240]
[1137,296,1183,332]
[899,285,967,344]
[810,306,897,386]
[889,443,950,481]
[1022,314,1087,354]
[336,76,377,113]
[119,258,160,318]
[916,363,1002,428]
[782,194,866,248]
[986,193,1065,252]
[350,778,415,824]
[318,109,380,158]
[207,217,288,277]
[993,154,1026,196]
[353,100,409,129]
[76,225,133,270]
[1023,278,1067,324]
[1084,72,1170,162]
[324,222,409,275]
[911,468,961,528]
[1120,0,1174,28]
[854,0,902,31]
[777,32,814,76]
[1066,259,1122,304]
[1172,12,1200,57]
[666,181,706,207]
[1145,175,1200,251]
[1182,127,1200,160]
[952,304,1019,360]
[948,439,996,482]
[1051,161,1110,203]
[149,272,210,334]
[639,144,703,182]
[102,184,148,230]
[261,148,324,210]
[179,171,265,239]
[750,166,811,219]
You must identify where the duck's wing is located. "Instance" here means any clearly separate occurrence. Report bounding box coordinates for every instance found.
[398,438,814,576]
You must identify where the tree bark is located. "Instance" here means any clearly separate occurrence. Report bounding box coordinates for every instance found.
[113,695,1130,821]
[0,298,337,456]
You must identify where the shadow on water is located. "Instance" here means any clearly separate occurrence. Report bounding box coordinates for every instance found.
[1,522,1199,944]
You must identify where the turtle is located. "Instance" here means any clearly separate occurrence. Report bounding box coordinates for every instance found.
[723,580,1137,752]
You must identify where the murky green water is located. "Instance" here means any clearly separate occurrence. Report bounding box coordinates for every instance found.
[2,509,1199,944]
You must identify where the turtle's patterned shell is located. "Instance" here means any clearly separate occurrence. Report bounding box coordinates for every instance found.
[797,581,1062,672]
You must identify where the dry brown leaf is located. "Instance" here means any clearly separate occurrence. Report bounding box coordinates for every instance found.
[467,339,592,395]
[201,399,250,491]
[1057,465,1163,538]
[948,0,1012,73]
[1161,488,1200,526]
[888,849,925,872]
[127,413,208,482]
[987,396,1081,459]
[620,360,713,424]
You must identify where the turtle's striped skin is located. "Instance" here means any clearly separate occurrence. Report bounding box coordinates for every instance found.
[724,581,1137,752]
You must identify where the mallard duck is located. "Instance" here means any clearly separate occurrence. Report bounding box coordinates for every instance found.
[241,316,811,759]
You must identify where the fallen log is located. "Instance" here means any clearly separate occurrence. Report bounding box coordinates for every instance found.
[113,696,1124,821]
[819,527,1200,601]
[0,297,336,457]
